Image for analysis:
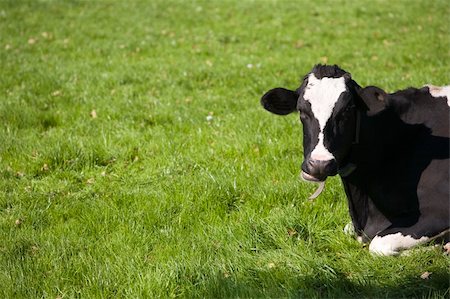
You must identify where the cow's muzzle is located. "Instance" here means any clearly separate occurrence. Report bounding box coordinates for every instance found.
[301,158,338,182]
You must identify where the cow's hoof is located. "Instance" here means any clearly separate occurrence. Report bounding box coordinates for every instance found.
[343,222,364,244]
[444,242,450,255]
[343,222,355,236]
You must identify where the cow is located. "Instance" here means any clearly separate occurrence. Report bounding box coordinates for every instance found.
[260,64,450,255]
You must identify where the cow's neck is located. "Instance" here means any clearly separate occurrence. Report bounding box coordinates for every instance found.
[341,108,408,174]
[339,108,421,236]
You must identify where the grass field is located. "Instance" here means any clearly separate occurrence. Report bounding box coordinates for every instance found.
[1,0,449,297]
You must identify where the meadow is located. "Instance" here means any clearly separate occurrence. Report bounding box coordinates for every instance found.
[1,0,449,297]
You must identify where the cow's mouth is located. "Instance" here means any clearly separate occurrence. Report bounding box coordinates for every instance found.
[301,171,327,182]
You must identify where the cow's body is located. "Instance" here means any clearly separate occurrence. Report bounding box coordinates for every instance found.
[261,65,450,255]
[341,86,449,254]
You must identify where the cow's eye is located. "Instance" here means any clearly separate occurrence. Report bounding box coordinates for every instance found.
[300,113,310,121]
[346,104,356,112]
[340,112,350,121]
[336,108,351,122]
[341,105,355,118]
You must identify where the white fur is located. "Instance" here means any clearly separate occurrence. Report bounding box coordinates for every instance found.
[303,74,346,161]
[343,222,355,236]
[369,233,429,256]
[426,84,450,106]
[343,222,363,244]
[310,133,334,160]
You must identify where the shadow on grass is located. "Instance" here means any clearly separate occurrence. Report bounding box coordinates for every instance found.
[202,268,449,298]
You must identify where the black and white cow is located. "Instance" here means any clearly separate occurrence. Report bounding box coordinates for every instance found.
[261,64,449,255]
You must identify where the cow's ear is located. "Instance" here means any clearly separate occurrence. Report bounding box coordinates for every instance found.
[357,86,388,116]
[260,88,298,115]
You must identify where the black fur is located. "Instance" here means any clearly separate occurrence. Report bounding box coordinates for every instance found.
[311,64,349,79]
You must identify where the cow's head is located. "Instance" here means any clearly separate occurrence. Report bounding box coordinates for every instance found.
[261,64,367,182]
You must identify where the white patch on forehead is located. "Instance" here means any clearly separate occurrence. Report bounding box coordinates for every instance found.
[426,84,450,106]
[304,74,347,128]
[369,233,429,256]
[303,74,347,161]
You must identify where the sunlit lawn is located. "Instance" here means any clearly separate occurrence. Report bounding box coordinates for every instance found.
[1,0,449,297]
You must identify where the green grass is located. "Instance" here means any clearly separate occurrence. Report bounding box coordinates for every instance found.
[1,0,449,297]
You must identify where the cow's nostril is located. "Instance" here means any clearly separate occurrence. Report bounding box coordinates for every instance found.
[305,159,338,178]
